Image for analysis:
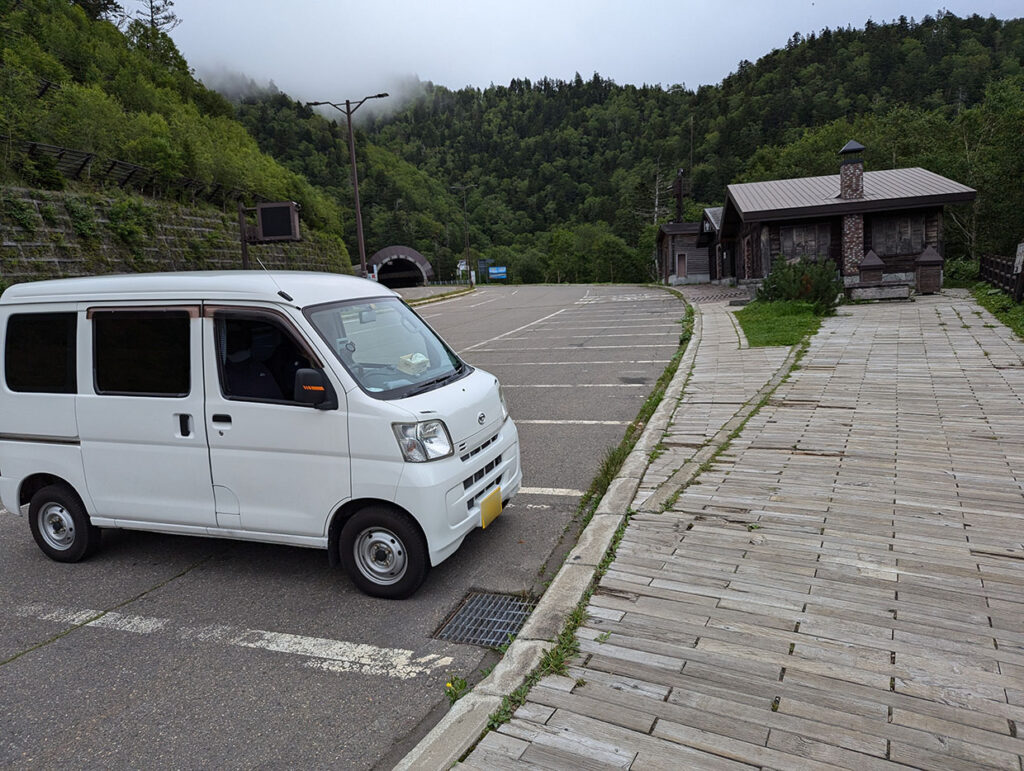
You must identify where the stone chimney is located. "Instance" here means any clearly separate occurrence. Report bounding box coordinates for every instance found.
[839,140,865,199]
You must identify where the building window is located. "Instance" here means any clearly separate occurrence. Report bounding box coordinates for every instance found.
[4,312,77,393]
[93,310,190,397]
[780,223,831,261]
[871,213,925,257]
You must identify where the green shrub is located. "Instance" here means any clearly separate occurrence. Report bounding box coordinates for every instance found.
[39,203,60,225]
[757,256,844,315]
[944,257,980,286]
[106,195,154,249]
[17,154,66,191]
[2,195,39,233]
[65,197,98,239]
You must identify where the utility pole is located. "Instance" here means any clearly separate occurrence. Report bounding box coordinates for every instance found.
[307,93,389,277]
[450,183,477,282]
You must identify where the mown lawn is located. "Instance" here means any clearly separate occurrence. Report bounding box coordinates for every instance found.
[734,300,824,347]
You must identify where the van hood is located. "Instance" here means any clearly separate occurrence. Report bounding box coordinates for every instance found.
[398,367,506,448]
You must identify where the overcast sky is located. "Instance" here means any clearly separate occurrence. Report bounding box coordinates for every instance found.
[168,1,1021,111]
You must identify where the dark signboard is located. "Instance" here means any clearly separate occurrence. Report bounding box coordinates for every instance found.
[256,202,301,242]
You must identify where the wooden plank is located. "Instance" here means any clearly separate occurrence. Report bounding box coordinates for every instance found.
[766,729,897,771]
[547,710,751,771]
[888,739,1020,771]
[653,718,847,771]
[528,684,657,734]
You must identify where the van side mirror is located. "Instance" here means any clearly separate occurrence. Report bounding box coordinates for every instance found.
[294,368,337,410]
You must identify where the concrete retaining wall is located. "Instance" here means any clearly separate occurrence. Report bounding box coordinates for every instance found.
[0,187,352,289]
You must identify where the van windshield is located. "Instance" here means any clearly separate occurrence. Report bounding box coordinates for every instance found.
[304,297,467,399]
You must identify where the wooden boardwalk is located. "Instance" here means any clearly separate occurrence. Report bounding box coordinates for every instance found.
[459,291,1024,770]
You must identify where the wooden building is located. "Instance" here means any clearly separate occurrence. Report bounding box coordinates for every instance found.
[716,142,976,291]
[655,206,725,284]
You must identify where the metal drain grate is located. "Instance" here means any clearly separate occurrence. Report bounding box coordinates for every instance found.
[435,591,537,647]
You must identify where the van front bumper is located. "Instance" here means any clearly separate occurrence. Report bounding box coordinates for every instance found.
[392,417,521,567]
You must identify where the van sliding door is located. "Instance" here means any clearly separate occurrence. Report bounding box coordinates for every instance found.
[76,306,216,528]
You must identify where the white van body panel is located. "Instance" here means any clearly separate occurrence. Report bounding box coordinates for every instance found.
[75,304,217,527]
[0,271,522,586]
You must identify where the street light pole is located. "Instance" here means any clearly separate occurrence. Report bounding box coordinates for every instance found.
[450,183,476,283]
[308,93,388,277]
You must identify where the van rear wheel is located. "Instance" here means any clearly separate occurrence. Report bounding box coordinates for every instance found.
[340,506,427,599]
[28,484,101,563]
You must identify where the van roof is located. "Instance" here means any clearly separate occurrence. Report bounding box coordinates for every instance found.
[0,271,397,308]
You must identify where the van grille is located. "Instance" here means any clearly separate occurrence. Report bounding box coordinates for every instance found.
[468,477,502,512]
[459,432,498,463]
[463,454,502,491]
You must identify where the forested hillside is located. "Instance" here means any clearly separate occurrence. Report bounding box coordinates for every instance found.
[2,2,1022,284]
[238,11,1024,279]
[0,0,348,250]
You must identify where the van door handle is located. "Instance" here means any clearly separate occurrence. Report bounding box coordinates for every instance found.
[212,414,232,425]
[178,414,193,437]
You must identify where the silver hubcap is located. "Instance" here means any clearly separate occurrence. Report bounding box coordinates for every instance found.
[353,527,407,586]
[38,503,75,551]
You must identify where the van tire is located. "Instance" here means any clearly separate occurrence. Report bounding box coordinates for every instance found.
[340,506,427,599]
[28,484,101,563]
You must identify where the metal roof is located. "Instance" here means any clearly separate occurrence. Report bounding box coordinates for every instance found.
[726,167,976,223]
[704,207,723,231]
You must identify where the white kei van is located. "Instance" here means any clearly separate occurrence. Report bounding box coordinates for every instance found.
[0,271,521,598]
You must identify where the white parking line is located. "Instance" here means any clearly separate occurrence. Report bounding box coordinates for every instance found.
[15,603,453,680]
[515,419,628,425]
[518,487,584,497]
[459,309,567,353]
[494,332,676,340]
[469,344,677,352]
[476,361,663,366]
[503,383,645,388]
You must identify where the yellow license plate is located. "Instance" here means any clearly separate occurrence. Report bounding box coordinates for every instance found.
[481,487,502,528]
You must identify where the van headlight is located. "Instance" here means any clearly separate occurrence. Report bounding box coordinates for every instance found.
[498,384,509,421]
[392,420,454,462]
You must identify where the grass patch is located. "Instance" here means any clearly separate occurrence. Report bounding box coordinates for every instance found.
[735,300,822,347]
[969,283,1024,340]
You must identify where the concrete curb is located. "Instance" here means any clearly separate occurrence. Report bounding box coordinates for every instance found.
[394,293,702,770]
[405,287,475,307]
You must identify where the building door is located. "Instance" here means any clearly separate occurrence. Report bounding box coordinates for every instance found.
[675,252,687,278]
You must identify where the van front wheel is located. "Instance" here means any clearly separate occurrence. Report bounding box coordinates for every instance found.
[29,485,101,563]
[340,507,427,599]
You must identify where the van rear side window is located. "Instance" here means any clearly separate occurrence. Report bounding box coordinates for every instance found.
[92,310,190,396]
[4,312,77,393]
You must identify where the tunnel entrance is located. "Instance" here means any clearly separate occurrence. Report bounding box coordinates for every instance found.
[369,246,434,288]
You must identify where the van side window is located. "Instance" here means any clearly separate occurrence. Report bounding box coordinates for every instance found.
[215,315,312,403]
[4,312,77,393]
[93,310,190,396]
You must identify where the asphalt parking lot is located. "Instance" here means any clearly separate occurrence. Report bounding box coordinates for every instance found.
[0,283,687,769]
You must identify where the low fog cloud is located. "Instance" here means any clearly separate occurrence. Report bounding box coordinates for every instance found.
[173,0,1024,113]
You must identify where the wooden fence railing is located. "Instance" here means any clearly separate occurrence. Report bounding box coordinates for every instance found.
[979,254,1024,302]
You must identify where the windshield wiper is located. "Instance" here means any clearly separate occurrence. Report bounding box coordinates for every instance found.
[404,372,455,397]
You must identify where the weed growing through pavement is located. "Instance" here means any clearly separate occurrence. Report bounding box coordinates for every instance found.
[445,674,469,705]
